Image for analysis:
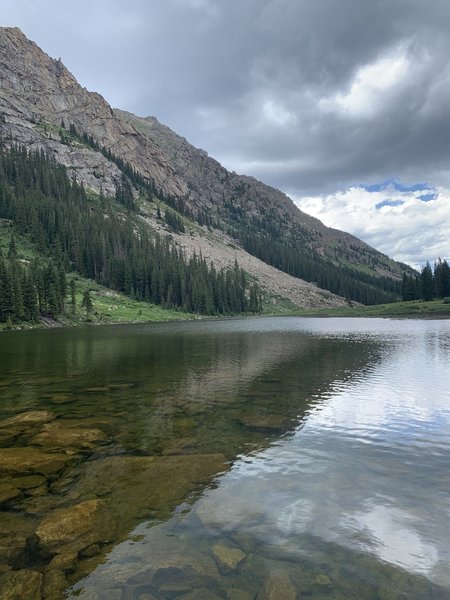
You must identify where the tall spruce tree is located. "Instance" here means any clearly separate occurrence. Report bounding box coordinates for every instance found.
[420,262,434,301]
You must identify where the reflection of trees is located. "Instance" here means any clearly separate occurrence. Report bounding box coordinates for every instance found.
[1,322,384,457]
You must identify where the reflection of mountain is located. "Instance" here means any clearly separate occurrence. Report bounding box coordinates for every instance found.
[0,318,387,596]
[67,320,450,599]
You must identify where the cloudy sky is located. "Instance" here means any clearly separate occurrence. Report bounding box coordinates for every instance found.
[2,0,450,267]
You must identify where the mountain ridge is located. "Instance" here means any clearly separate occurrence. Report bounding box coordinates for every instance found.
[0,27,414,310]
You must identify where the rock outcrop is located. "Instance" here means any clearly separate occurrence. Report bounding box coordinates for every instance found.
[0,27,187,198]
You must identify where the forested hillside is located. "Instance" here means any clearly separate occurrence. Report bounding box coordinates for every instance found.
[0,144,262,324]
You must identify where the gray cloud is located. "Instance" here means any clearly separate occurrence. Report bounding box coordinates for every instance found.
[2,0,450,198]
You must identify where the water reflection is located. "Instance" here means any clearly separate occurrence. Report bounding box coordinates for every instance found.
[66,318,450,598]
[1,318,450,598]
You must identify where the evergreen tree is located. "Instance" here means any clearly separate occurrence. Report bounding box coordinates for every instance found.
[82,288,93,316]
[7,235,17,259]
[434,259,450,298]
[420,262,434,301]
[70,279,77,314]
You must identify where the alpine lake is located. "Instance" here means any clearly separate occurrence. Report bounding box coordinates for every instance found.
[0,316,450,599]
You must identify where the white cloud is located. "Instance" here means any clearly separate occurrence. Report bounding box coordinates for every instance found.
[295,184,450,267]
[261,99,298,127]
[320,47,410,118]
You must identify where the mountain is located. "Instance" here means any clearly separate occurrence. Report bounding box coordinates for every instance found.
[0,27,414,318]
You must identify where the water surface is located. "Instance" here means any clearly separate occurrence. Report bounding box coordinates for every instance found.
[0,317,449,598]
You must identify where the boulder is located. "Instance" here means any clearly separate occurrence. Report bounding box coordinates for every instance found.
[0,512,36,566]
[36,499,115,567]
[227,590,254,600]
[0,410,55,429]
[178,590,223,600]
[74,454,229,535]
[211,543,246,574]
[42,569,68,600]
[257,569,297,600]
[0,447,74,476]
[0,483,21,505]
[238,414,286,432]
[30,422,107,449]
[0,569,42,600]
[9,474,47,490]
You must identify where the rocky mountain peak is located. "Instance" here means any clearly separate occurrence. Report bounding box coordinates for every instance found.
[0,27,187,198]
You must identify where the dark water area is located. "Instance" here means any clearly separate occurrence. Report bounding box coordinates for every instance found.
[0,317,449,599]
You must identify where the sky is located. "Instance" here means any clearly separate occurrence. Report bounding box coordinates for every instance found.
[1,0,450,268]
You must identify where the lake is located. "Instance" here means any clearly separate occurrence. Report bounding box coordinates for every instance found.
[0,317,450,599]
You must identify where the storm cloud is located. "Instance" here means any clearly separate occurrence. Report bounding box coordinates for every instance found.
[2,0,450,263]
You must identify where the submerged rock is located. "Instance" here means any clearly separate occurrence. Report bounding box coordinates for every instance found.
[50,393,73,405]
[30,421,107,450]
[178,590,223,600]
[74,454,229,534]
[0,512,37,566]
[238,414,286,432]
[227,590,254,600]
[196,488,264,532]
[257,569,297,600]
[9,474,47,490]
[0,447,75,476]
[0,483,21,505]
[36,499,115,571]
[42,569,68,600]
[211,543,246,574]
[0,569,42,600]
[0,410,55,430]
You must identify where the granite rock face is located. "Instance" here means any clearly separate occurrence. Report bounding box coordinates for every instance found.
[0,27,187,199]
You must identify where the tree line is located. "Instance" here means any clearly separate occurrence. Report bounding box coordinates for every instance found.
[402,259,450,301]
[0,143,262,323]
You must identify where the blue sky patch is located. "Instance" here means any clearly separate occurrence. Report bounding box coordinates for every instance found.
[363,179,428,193]
[375,199,405,209]
[418,193,437,202]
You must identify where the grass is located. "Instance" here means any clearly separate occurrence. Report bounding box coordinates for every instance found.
[261,293,300,315]
[60,275,196,327]
[286,299,450,319]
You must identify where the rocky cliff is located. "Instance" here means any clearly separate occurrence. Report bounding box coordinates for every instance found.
[0,27,186,198]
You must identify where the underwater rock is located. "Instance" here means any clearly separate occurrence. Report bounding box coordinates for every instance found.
[196,488,264,532]
[30,422,107,450]
[227,590,254,600]
[8,474,47,490]
[74,454,229,534]
[42,569,68,600]
[257,568,297,600]
[0,447,75,476]
[211,543,246,574]
[0,512,37,565]
[0,569,42,600]
[178,590,223,600]
[0,410,55,429]
[36,499,115,570]
[50,394,74,405]
[238,414,286,432]
[0,483,21,505]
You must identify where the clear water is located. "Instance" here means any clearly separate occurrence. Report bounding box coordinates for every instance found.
[1,317,450,598]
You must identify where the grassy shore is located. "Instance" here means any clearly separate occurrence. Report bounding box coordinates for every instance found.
[287,299,450,319]
[0,275,196,332]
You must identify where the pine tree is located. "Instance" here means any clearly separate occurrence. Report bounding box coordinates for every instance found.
[7,235,17,259]
[81,288,93,316]
[70,279,77,315]
[420,262,434,301]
